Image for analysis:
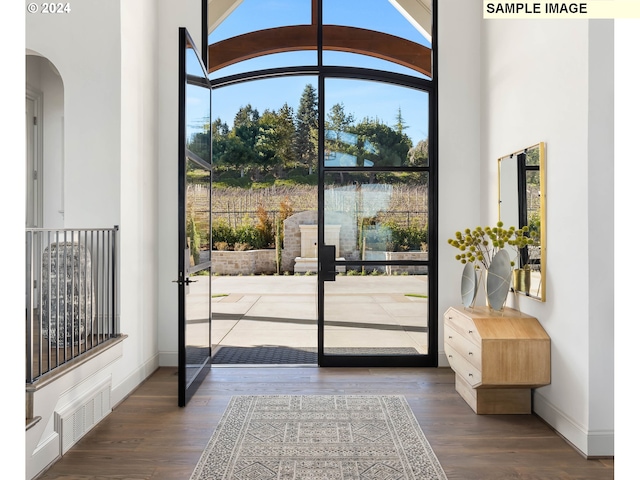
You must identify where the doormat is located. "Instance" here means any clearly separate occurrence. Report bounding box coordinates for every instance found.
[190,395,448,480]
[211,346,421,364]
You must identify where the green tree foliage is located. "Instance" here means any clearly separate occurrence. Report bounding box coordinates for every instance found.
[203,86,421,186]
[294,84,318,175]
[219,132,256,178]
[395,107,408,136]
[211,118,230,166]
[257,104,296,177]
[326,102,355,136]
[216,104,261,178]
[353,117,412,167]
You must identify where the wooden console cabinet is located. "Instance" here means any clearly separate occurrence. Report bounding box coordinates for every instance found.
[444,306,550,414]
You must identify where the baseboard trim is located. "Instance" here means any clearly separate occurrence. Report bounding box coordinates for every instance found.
[111,353,160,407]
[27,431,60,480]
[159,351,179,367]
[533,391,614,457]
[438,351,449,367]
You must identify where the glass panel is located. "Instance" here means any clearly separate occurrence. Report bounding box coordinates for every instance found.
[323,0,431,46]
[209,52,317,81]
[323,272,428,355]
[185,266,212,388]
[323,52,430,80]
[186,81,211,163]
[322,171,428,356]
[324,171,428,255]
[207,76,319,365]
[186,159,211,269]
[324,79,429,167]
[208,0,312,44]
[323,0,431,77]
[180,32,211,406]
[211,76,318,183]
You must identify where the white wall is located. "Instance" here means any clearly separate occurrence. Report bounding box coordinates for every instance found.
[586,20,614,454]
[156,0,202,365]
[24,1,166,476]
[436,0,486,364]
[118,0,163,400]
[26,0,121,228]
[26,55,65,228]
[483,17,614,456]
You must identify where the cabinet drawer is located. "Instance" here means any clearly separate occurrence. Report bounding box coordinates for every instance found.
[445,309,481,345]
[444,343,482,387]
[444,324,482,371]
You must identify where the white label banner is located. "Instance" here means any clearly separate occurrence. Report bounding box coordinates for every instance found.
[484,1,640,19]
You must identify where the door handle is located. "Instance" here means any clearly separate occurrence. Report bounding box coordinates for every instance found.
[319,245,337,282]
[172,277,197,285]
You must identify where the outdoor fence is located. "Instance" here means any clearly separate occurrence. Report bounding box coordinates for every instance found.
[204,210,429,229]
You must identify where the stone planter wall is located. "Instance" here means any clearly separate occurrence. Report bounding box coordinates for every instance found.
[385,251,429,275]
[211,249,277,275]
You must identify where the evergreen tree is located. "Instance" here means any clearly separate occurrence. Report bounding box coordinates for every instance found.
[294,84,318,175]
[211,118,229,167]
[233,105,261,178]
[394,107,409,135]
[326,102,355,140]
[276,103,297,173]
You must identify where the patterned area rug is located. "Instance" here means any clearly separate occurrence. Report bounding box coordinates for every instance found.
[190,395,448,480]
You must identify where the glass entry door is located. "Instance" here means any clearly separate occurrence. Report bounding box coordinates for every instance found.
[317,77,436,367]
[178,29,212,406]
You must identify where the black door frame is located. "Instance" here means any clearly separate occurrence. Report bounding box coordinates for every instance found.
[316,69,436,368]
[206,0,439,368]
[178,28,213,406]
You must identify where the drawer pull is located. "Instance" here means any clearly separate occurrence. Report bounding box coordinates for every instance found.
[448,316,452,319]
[448,355,452,358]
[468,373,473,377]
[468,352,473,356]
[468,330,473,334]
[448,335,452,339]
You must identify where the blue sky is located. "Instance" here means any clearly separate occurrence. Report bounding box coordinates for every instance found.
[194,0,431,146]
[208,0,430,47]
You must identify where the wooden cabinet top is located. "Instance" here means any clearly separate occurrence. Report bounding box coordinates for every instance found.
[445,306,550,341]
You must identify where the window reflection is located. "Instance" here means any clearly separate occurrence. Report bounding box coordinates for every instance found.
[324,80,429,168]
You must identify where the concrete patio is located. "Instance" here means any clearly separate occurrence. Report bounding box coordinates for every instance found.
[204,274,429,363]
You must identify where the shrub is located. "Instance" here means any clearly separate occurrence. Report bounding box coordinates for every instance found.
[212,212,274,251]
[256,203,274,248]
[384,219,428,252]
[235,218,263,248]
[214,241,230,251]
[212,220,236,247]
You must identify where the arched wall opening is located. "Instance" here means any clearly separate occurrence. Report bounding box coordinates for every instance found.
[25,52,65,230]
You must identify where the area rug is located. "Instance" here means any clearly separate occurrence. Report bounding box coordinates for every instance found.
[190,395,448,480]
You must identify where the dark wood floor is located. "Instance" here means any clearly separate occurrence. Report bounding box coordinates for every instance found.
[37,366,614,479]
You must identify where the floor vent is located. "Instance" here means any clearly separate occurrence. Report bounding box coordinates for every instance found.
[55,378,111,454]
